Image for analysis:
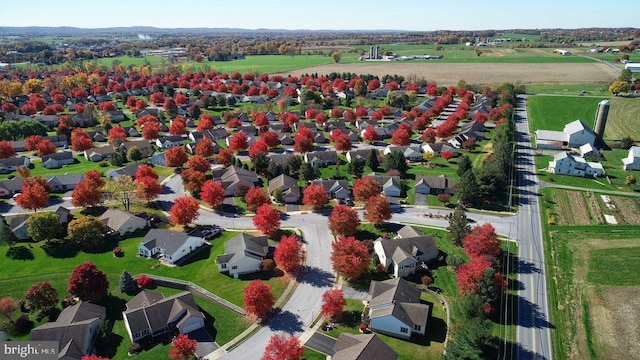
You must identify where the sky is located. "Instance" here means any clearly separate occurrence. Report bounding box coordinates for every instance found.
[1,0,636,31]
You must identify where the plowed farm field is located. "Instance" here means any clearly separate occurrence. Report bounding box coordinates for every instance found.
[282,62,619,86]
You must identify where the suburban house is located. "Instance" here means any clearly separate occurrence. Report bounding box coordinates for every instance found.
[304,150,339,166]
[535,120,596,149]
[216,233,270,277]
[155,135,185,149]
[99,208,149,236]
[0,178,25,197]
[332,333,398,360]
[421,143,459,157]
[0,156,30,174]
[213,165,260,197]
[137,229,205,264]
[45,134,68,147]
[9,140,26,152]
[549,151,603,178]
[84,146,115,162]
[311,179,351,200]
[30,302,106,360]
[383,146,423,162]
[459,121,485,140]
[119,140,154,158]
[106,163,149,179]
[367,278,429,340]
[188,128,228,142]
[47,173,85,192]
[267,152,298,166]
[149,152,166,166]
[373,233,439,278]
[55,206,72,226]
[122,290,205,343]
[346,149,377,163]
[414,175,456,195]
[622,146,640,171]
[42,151,75,169]
[6,214,30,240]
[365,175,402,197]
[268,174,301,203]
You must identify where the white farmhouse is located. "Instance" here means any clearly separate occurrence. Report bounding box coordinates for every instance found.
[549,151,603,178]
[622,146,640,171]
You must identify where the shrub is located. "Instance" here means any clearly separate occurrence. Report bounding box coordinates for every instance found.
[375,263,386,273]
[113,247,123,257]
[13,314,33,334]
[98,161,109,167]
[446,254,466,269]
[128,343,142,355]
[136,275,154,289]
[421,275,434,286]
[546,208,557,225]
[261,259,276,272]
[5,246,34,260]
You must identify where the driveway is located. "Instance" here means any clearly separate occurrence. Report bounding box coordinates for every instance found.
[187,328,218,358]
[304,332,337,356]
[413,193,428,206]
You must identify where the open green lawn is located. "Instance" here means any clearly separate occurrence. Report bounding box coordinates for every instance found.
[525,83,613,96]
[587,246,640,286]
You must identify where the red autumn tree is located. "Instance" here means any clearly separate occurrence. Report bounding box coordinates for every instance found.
[243,280,274,319]
[330,107,344,119]
[169,334,197,360]
[245,187,272,213]
[197,114,214,131]
[254,112,269,128]
[169,118,186,135]
[25,135,44,151]
[331,236,371,280]
[328,205,360,236]
[302,183,330,210]
[135,164,158,180]
[227,117,242,129]
[253,204,281,238]
[420,128,436,143]
[200,180,225,208]
[214,148,233,165]
[329,129,352,151]
[293,127,314,153]
[25,281,58,312]
[321,289,347,321]
[362,126,379,143]
[364,195,392,226]
[456,256,493,295]
[249,139,269,158]
[228,131,249,152]
[261,131,279,148]
[164,98,179,118]
[108,125,127,146]
[68,261,109,302]
[195,138,216,158]
[181,168,206,193]
[2,102,18,113]
[135,176,162,202]
[16,176,50,211]
[274,234,305,275]
[141,120,160,140]
[136,275,154,289]
[441,151,454,161]
[463,223,502,260]
[391,125,412,146]
[0,141,16,158]
[353,177,382,202]
[71,172,105,208]
[165,146,189,167]
[367,78,381,91]
[36,139,57,156]
[169,197,200,226]
[262,334,304,360]
[187,155,211,173]
[71,128,93,151]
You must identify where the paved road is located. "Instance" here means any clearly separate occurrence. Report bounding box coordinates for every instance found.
[514,95,554,360]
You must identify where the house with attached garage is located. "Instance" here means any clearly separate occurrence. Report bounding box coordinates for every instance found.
[373,231,439,278]
[30,302,106,360]
[41,151,75,169]
[367,278,429,340]
[0,178,25,197]
[304,150,339,166]
[421,143,459,157]
[106,163,146,179]
[0,156,30,174]
[155,135,185,149]
[365,174,402,197]
[216,233,270,278]
[137,229,205,265]
[84,146,115,162]
[346,149,377,163]
[46,173,85,192]
[212,165,260,197]
[535,119,596,149]
[99,208,149,236]
[268,174,300,204]
[122,290,204,343]
[622,146,640,171]
[549,151,603,178]
[414,175,456,195]
[383,145,423,162]
[311,179,351,200]
[119,140,154,158]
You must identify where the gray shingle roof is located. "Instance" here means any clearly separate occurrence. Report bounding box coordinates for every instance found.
[140,229,194,258]
[333,333,397,360]
[216,233,268,265]
[124,291,203,337]
[376,235,438,265]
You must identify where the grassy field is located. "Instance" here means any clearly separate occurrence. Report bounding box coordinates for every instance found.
[525,83,613,96]
[526,95,640,141]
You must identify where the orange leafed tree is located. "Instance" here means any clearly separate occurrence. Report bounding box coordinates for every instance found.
[228,132,249,152]
[262,334,304,360]
[0,141,16,159]
[195,138,216,158]
[274,234,305,275]
[16,176,50,211]
[187,155,211,173]
[135,176,162,203]
[71,128,93,151]
[331,236,371,280]
[165,146,189,167]
[244,187,272,213]
[353,177,382,202]
[302,184,329,210]
[169,197,200,226]
[363,195,392,226]
[169,334,197,360]
[200,180,225,208]
[243,280,274,319]
[321,289,347,321]
[253,204,281,238]
[328,205,360,237]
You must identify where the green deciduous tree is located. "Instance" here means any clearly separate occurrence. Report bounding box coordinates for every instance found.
[68,216,105,248]
[27,212,62,242]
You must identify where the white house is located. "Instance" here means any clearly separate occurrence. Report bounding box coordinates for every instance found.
[0,156,30,174]
[155,135,185,149]
[368,278,429,340]
[622,146,640,171]
[311,179,351,200]
[137,229,205,264]
[383,145,423,162]
[366,175,402,197]
[535,120,596,149]
[374,233,439,278]
[123,291,204,343]
[549,151,603,178]
[99,208,149,236]
[41,151,74,169]
[216,233,269,278]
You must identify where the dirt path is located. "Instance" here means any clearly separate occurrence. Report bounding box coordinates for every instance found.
[281,62,619,85]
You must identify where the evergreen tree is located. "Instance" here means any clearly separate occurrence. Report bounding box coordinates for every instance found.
[443,316,498,360]
[382,151,408,177]
[119,270,136,295]
[448,203,470,246]
[266,160,281,180]
[299,163,315,181]
[0,217,18,247]
[456,170,479,207]
[457,155,473,177]
[366,148,379,171]
[347,158,365,178]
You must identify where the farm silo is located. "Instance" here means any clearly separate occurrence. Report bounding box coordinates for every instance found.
[593,100,610,139]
